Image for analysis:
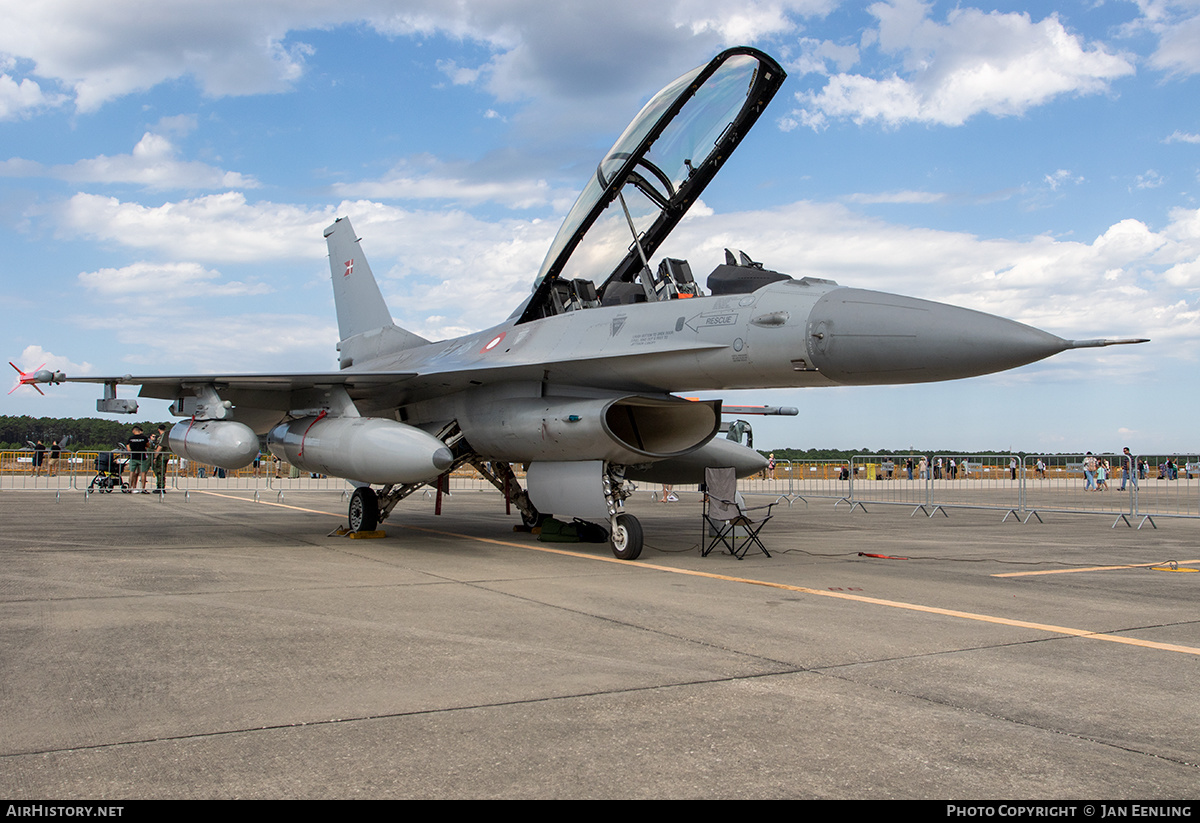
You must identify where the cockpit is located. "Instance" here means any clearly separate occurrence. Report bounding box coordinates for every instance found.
[518,47,786,323]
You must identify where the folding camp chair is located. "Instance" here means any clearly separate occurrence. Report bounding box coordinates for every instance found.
[701,467,775,559]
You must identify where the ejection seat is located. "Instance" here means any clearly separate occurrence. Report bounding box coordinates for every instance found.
[701,467,775,559]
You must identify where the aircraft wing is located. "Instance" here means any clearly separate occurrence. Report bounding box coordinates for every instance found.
[63,371,417,407]
[55,319,732,414]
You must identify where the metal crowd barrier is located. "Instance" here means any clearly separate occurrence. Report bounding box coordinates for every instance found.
[731,458,791,504]
[838,452,1192,528]
[1129,454,1200,524]
[0,449,351,502]
[172,456,353,501]
[75,451,107,494]
[1021,453,1136,526]
[75,450,184,498]
[0,449,73,497]
[650,459,810,506]
[3,448,1199,528]
[782,460,851,504]
[929,454,1023,520]
[438,465,526,495]
[847,455,930,514]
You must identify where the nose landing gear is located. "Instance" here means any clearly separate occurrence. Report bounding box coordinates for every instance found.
[609,512,643,560]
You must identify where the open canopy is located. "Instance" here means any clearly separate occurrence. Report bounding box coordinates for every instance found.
[518,47,786,322]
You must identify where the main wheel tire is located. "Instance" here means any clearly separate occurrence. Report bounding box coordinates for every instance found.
[349,487,380,532]
[610,513,643,560]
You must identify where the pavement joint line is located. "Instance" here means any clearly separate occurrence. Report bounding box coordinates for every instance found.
[0,670,803,760]
[810,665,1200,772]
[197,491,1200,658]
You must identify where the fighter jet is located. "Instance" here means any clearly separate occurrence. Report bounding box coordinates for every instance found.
[32,47,1144,559]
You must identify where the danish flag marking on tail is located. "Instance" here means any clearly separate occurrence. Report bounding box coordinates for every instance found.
[344,259,354,277]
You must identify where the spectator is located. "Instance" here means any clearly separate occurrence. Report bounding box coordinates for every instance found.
[126,426,150,493]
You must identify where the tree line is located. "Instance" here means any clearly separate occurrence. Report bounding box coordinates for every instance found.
[0,415,172,451]
[760,448,1054,461]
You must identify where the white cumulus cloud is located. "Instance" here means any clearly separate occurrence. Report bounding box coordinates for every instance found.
[0,72,67,119]
[656,200,1199,352]
[1137,0,1200,76]
[52,190,558,335]
[2,131,259,190]
[791,0,1136,129]
[332,156,557,209]
[78,261,270,302]
[11,345,92,377]
[59,191,334,261]
[0,0,324,112]
[0,0,831,123]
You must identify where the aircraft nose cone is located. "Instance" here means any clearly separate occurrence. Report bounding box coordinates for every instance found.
[805,288,1069,385]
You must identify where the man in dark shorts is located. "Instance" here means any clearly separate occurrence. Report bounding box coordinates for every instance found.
[126,426,150,493]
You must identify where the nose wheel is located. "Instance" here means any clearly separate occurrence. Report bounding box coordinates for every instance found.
[609,513,643,560]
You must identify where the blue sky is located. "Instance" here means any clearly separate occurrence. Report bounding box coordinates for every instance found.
[2,0,1198,453]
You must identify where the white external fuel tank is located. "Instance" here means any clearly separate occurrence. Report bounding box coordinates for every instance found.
[267,416,453,485]
[169,419,260,470]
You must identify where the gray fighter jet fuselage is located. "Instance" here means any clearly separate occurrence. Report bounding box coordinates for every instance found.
[348,275,1085,401]
[33,47,1143,560]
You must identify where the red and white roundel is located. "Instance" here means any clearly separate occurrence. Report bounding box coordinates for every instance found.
[480,332,506,353]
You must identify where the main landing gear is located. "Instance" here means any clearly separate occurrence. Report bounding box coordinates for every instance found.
[343,459,644,561]
[349,486,380,532]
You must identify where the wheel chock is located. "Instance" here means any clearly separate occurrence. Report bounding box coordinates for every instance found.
[331,526,387,539]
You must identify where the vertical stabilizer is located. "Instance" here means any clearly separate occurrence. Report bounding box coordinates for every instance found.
[325,217,396,341]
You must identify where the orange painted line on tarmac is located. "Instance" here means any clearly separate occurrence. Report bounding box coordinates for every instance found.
[199,490,1200,657]
[993,560,1200,577]
[197,489,344,516]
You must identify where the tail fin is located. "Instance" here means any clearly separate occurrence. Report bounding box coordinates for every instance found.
[325,217,395,340]
[324,217,430,367]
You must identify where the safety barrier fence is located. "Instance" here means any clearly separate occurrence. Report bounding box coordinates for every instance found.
[928,454,1024,519]
[3,450,1197,525]
[0,450,355,500]
[0,452,566,502]
[648,460,855,506]
[840,453,1200,527]
[439,464,527,494]
[782,460,854,502]
[1113,454,1200,523]
[721,459,800,503]
[640,460,791,505]
[1020,453,1136,525]
[172,458,354,497]
[0,450,76,496]
[843,455,934,513]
